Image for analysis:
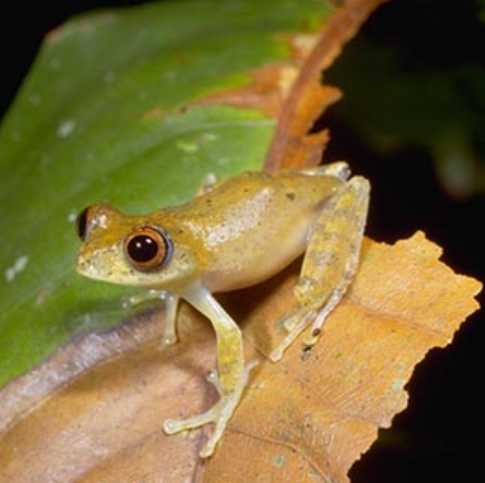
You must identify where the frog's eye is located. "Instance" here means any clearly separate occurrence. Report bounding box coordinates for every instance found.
[76,207,90,241]
[124,226,172,272]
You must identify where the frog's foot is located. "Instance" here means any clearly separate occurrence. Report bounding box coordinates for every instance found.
[206,368,223,394]
[301,286,345,349]
[270,285,349,362]
[120,290,180,347]
[161,333,177,346]
[163,361,257,458]
[270,308,316,362]
[280,306,309,332]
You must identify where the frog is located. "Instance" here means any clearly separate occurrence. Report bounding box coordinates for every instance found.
[75,161,370,457]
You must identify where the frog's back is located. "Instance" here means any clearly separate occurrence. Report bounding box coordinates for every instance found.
[167,171,343,292]
[180,170,341,220]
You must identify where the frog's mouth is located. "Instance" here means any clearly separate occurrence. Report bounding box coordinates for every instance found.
[76,245,122,283]
[76,251,106,281]
[76,244,166,288]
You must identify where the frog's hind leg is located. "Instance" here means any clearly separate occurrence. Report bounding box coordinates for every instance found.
[270,176,370,362]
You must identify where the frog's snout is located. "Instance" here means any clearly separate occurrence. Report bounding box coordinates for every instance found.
[75,242,107,280]
[75,249,94,278]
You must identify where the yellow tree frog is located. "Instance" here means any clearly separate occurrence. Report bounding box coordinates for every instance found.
[75,162,369,457]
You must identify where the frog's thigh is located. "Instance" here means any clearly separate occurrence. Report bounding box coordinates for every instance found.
[270,176,369,362]
[296,175,369,307]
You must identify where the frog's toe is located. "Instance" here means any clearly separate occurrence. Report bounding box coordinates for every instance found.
[276,307,302,333]
[206,369,223,394]
[282,314,297,332]
[160,334,178,347]
[163,395,234,458]
[121,294,142,309]
[163,406,217,435]
[162,361,257,457]
[270,310,316,362]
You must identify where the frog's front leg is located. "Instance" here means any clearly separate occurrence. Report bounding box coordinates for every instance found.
[270,176,370,362]
[122,290,180,346]
[163,282,256,458]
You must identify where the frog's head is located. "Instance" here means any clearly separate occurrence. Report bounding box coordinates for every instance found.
[75,203,198,289]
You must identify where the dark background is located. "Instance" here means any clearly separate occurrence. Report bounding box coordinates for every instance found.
[2,1,483,481]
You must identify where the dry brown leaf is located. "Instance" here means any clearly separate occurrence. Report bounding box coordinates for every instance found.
[188,63,312,119]
[0,233,480,482]
[265,0,388,172]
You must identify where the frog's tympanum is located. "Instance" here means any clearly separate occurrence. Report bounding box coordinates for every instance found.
[76,162,369,457]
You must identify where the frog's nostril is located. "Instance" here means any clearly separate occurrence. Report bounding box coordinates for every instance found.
[76,207,89,241]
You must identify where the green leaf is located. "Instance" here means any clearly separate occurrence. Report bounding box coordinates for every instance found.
[0,0,334,388]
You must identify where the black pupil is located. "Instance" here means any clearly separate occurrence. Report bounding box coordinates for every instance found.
[127,235,159,262]
[77,208,88,241]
